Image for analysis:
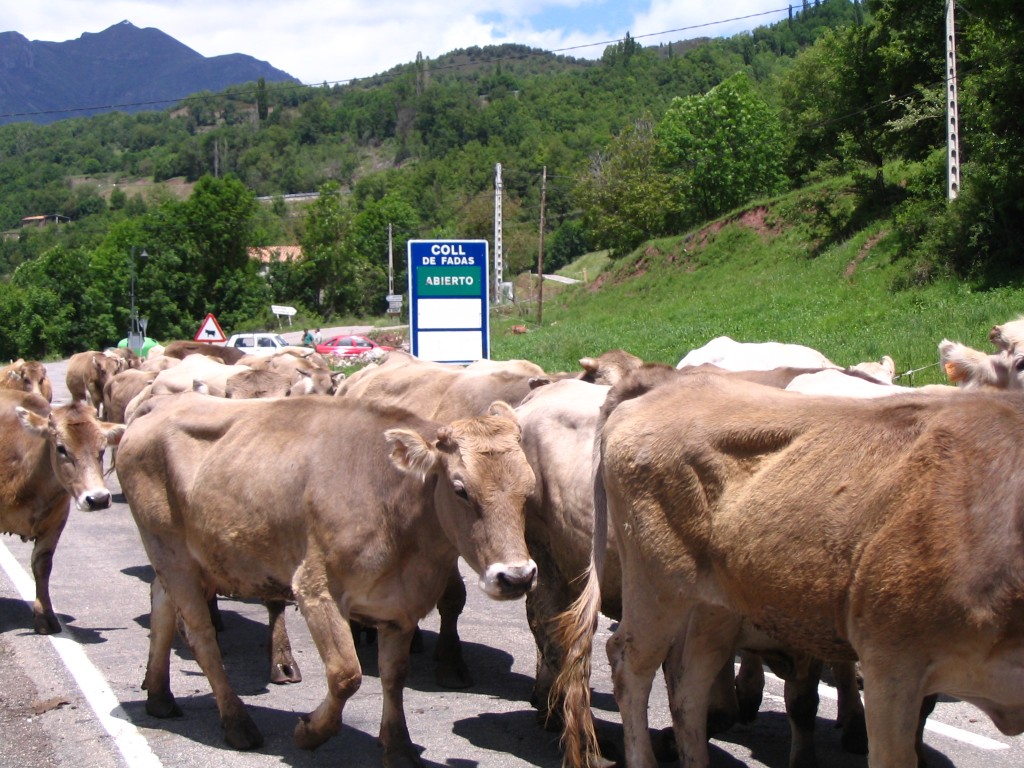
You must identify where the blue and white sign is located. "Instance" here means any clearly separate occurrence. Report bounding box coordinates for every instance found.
[408,239,489,362]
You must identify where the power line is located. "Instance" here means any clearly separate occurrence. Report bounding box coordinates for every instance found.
[0,6,793,121]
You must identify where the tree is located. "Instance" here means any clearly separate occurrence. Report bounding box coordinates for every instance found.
[574,117,676,257]
[657,72,787,225]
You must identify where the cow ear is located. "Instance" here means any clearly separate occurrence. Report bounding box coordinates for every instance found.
[938,340,980,384]
[15,406,49,437]
[487,401,517,420]
[385,428,437,476]
[579,357,598,374]
[487,401,521,435]
[102,423,126,446]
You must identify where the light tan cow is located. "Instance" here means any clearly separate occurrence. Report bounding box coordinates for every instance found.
[556,373,1024,768]
[525,367,869,765]
[0,391,124,633]
[66,350,124,415]
[939,338,1023,389]
[1,358,53,402]
[116,393,537,760]
[338,351,541,422]
[102,369,159,424]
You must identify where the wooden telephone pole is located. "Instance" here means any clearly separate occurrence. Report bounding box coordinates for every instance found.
[536,166,547,326]
[946,0,960,200]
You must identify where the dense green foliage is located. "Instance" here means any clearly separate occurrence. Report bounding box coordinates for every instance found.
[490,172,1024,380]
[1,0,1022,362]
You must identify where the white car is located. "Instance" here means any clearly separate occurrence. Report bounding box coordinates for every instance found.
[223,333,291,356]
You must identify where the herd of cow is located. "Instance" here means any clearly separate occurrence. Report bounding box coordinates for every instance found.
[2,322,1024,768]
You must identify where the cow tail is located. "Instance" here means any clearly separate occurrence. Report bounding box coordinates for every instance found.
[550,449,609,768]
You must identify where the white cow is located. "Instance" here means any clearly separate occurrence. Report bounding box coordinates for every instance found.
[677,336,841,372]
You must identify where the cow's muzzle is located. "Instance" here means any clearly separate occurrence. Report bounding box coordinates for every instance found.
[80,490,112,511]
[480,560,538,600]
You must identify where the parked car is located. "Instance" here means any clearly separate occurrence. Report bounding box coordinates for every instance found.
[315,334,393,360]
[224,332,291,356]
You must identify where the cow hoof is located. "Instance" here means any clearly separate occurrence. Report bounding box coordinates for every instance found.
[383,750,425,768]
[410,626,425,654]
[145,695,182,719]
[653,727,678,762]
[294,715,331,751]
[270,662,302,685]
[223,715,263,751]
[435,661,473,689]
[34,613,62,635]
[840,713,869,754]
[707,708,737,737]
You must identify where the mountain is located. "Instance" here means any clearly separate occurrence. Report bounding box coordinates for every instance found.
[0,20,300,125]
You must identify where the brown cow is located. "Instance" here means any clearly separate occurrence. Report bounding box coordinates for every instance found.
[1,358,53,402]
[337,350,552,686]
[520,371,868,766]
[0,391,124,633]
[556,373,1024,768]
[102,369,158,424]
[66,350,124,415]
[162,339,247,364]
[116,393,537,760]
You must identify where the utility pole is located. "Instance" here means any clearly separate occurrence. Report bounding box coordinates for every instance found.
[536,166,547,327]
[946,0,960,200]
[493,163,504,304]
[387,222,394,295]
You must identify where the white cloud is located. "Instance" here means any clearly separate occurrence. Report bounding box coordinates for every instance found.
[4,1,790,85]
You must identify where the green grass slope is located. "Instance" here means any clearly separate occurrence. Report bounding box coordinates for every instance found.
[491,177,1024,384]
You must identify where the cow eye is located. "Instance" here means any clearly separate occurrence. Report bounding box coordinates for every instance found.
[453,481,469,500]
[1015,357,1024,372]
[56,445,69,458]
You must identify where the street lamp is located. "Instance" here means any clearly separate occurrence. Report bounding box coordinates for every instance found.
[128,247,148,353]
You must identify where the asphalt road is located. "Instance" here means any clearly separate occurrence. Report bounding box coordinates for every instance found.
[0,355,1020,768]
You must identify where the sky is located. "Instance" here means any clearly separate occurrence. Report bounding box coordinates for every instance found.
[5,1,797,86]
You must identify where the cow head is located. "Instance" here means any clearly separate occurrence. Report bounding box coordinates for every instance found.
[989,317,1024,353]
[5,359,53,402]
[939,339,1023,390]
[385,401,538,600]
[16,401,126,510]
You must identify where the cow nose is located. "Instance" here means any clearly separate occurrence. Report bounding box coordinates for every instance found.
[496,562,538,597]
[84,490,112,510]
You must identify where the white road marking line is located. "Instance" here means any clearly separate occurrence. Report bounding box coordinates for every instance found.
[763,670,1010,751]
[0,541,164,768]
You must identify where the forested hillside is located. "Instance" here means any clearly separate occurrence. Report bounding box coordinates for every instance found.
[0,0,1021,363]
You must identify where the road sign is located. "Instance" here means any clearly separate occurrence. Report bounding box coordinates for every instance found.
[194,313,226,343]
[407,240,489,362]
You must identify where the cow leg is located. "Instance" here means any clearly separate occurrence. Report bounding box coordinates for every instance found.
[664,604,742,768]
[831,661,867,754]
[610,594,692,768]
[433,563,471,688]
[735,650,765,723]
[377,624,424,768]
[916,694,938,768]
[141,577,182,718]
[857,656,927,767]
[150,558,263,750]
[267,599,302,684]
[524,544,574,727]
[292,565,360,751]
[28,513,67,634]
[653,638,741,763]
[781,655,822,768]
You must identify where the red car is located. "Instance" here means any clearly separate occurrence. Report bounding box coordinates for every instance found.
[315,334,393,360]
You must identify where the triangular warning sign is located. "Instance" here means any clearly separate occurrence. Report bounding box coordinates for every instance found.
[194,313,227,343]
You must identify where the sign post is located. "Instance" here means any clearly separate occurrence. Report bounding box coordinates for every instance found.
[194,313,227,344]
[407,239,489,362]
